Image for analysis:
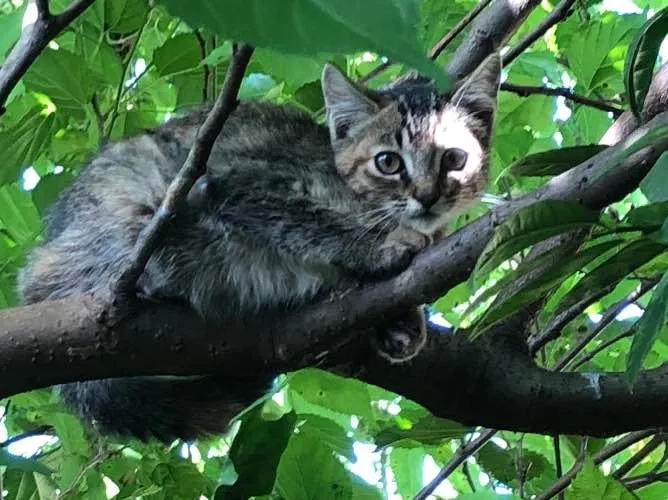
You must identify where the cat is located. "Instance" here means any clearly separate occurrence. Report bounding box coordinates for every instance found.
[18,54,500,442]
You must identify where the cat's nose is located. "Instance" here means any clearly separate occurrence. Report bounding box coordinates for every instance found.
[413,187,440,211]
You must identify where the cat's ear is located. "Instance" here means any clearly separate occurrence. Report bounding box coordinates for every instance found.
[322,63,379,141]
[451,52,501,120]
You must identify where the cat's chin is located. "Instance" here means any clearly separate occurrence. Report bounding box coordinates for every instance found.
[402,210,450,238]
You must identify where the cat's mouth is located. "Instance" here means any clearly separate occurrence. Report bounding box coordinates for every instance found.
[402,200,454,236]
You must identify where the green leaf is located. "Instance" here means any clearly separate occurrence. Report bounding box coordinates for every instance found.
[156,0,450,89]
[23,49,99,119]
[567,457,635,500]
[375,414,467,448]
[289,369,375,424]
[640,151,668,203]
[471,239,626,337]
[0,184,42,246]
[475,201,600,279]
[625,200,668,229]
[624,7,668,120]
[275,433,353,500]
[0,108,59,186]
[390,448,424,498]
[557,239,666,312]
[297,414,355,461]
[502,145,608,178]
[566,13,642,93]
[0,449,53,476]
[153,33,202,76]
[477,443,516,484]
[216,409,296,499]
[463,238,624,326]
[627,270,668,383]
[254,50,325,91]
[32,173,74,217]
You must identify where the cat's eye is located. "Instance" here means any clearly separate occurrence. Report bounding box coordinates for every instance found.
[374,151,405,175]
[441,148,468,171]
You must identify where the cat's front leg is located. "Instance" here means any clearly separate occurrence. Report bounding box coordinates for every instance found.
[354,225,430,280]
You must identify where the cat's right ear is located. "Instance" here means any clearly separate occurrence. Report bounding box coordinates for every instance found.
[322,64,379,142]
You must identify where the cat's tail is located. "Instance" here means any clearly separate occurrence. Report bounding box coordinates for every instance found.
[58,375,272,442]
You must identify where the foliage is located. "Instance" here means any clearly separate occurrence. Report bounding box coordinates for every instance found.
[1,0,668,498]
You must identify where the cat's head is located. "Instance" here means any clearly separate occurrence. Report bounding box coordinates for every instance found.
[321,55,500,236]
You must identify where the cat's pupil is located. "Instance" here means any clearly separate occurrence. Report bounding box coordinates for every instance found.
[442,148,468,171]
[374,151,405,175]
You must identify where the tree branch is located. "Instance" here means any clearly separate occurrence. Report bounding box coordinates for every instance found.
[446,0,542,79]
[501,82,624,116]
[502,0,577,66]
[111,43,254,297]
[536,430,659,499]
[0,0,97,115]
[1,112,667,435]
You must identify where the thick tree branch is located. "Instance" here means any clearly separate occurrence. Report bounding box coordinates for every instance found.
[0,0,96,115]
[112,43,254,297]
[446,0,541,79]
[501,82,624,116]
[1,112,667,435]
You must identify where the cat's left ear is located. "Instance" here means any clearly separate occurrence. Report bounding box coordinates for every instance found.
[322,64,379,142]
[451,52,501,122]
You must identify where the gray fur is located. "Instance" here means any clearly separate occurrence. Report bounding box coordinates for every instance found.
[19,57,500,441]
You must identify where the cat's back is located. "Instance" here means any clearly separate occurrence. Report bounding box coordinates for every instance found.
[20,101,333,304]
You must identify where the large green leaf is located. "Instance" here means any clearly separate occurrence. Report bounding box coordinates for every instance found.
[640,151,668,203]
[470,240,625,337]
[154,33,202,76]
[627,270,668,383]
[23,49,99,119]
[216,409,296,499]
[557,239,666,312]
[624,7,668,120]
[274,433,352,500]
[297,413,355,461]
[390,448,424,498]
[567,457,634,500]
[0,108,59,187]
[502,145,608,178]
[374,414,468,448]
[157,0,449,88]
[625,200,668,229]
[0,449,53,476]
[0,184,42,246]
[463,239,625,327]
[289,369,376,424]
[475,200,600,279]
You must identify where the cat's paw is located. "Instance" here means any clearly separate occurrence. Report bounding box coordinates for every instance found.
[373,306,428,364]
[366,227,429,279]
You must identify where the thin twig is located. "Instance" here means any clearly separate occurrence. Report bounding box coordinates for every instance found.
[415,428,496,500]
[112,43,254,297]
[528,284,615,355]
[624,470,668,490]
[0,425,53,448]
[502,0,577,66]
[536,430,659,499]
[55,445,124,499]
[359,0,492,84]
[194,30,209,102]
[106,12,150,141]
[552,277,659,371]
[0,0,97,115]
[613,432,666,479]
[569,326,634,370]
[428,0,493,60]
[553,436,565,500]
[462,461,476,492]
[501,82,624,116]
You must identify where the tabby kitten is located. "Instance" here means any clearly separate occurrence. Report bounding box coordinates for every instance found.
[19,54,500,441]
